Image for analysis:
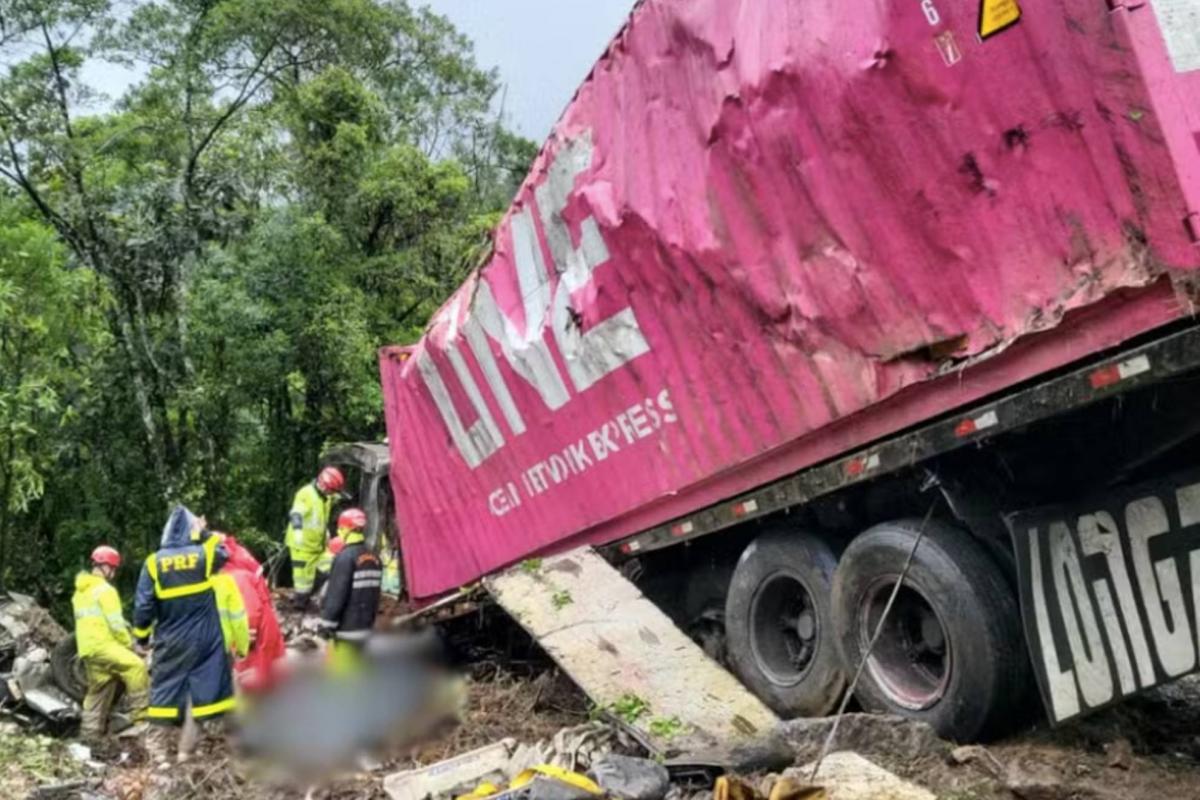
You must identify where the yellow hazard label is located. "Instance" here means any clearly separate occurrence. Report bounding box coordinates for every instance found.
[978,0,1021,40]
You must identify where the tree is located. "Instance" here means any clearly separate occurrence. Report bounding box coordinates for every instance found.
[0,0,536,611]
[0,193,106,591]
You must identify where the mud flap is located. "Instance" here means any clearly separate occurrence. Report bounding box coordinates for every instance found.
[1008,467,1200,725]
[484,547,778,753]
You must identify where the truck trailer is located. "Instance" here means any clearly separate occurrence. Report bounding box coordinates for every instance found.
[375,0,1200,741]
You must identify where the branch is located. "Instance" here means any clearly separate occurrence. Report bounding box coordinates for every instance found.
[0,133,87,262]
[184,36,281,193]
[395,293,432,325]
[36,18,108,263]
[40,22,75,141]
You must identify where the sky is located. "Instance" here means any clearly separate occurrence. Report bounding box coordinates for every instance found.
[420,1,638,141]
[79,1,639,144]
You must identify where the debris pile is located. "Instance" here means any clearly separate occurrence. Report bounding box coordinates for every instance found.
[0,592,81,733]
[386,735,667,800]
[9,587,1200,800]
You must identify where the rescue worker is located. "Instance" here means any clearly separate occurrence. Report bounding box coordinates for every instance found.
[72,545,149,741]
[220,535,285,693]
[212,568,251,664]
[286,466,345,610]
[132,506,239,764]
[318,508,381,660]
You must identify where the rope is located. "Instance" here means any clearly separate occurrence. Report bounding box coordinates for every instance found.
[809,500,939,782]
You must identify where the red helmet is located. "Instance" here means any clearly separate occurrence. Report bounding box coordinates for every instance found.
[337,508,367,531]
[91,546,121,568]
[316,466,344,493]
[328,536,346,556]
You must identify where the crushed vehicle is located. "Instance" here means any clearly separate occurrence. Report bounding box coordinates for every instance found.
[355,0,1199,742]
[0,592,86,732]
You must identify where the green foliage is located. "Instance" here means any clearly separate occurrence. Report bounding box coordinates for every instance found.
[519,558,543,574]
[609,693,650,724]
[550,589,573,610]
[0,0,537,615]
[648,716,685,739]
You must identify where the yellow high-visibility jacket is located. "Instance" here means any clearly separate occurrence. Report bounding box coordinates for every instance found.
[212,572,250,659]
[286,483,332,555]
[72,572,133,657]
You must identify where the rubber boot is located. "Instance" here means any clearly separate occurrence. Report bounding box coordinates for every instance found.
[145,725,177,769]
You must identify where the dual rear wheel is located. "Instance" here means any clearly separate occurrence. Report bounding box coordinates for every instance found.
[723,519,1029,741]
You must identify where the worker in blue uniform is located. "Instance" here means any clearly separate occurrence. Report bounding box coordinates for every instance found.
[132,505,236,764]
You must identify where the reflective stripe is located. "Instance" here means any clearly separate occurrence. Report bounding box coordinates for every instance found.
[147,543,216,598]
[192,697,237,718]
[203,535,219,578]
[317,619,338,629]
[336,630,370,641]
[352,579,381,589]
[155,579,213,600]
[355,569,382,578]
[147,706,180,719]
[74,608,102,619]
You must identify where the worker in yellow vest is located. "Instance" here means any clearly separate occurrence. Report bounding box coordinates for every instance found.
[286,466,344,610]
[72,545,149,740]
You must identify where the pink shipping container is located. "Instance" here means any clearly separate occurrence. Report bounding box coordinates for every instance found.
[379,0,1200,601]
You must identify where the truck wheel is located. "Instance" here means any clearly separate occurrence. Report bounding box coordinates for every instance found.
[51,634,87,702]
[725,530,846,717]
[831,518,1028,741]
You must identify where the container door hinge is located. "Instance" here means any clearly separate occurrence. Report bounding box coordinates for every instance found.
[1186,212,1200,244]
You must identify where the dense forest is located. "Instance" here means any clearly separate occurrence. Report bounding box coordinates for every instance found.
[0,0,536,614]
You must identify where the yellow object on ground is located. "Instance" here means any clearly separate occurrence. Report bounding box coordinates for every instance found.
[327,637,366,677]
[455,765,602,800]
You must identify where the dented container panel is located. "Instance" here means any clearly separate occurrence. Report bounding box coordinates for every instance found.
[381,0,1200,598]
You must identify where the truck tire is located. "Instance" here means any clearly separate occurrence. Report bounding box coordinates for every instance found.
[51,634,87,702]
[831,518,1028,741]
[724,529,846,717]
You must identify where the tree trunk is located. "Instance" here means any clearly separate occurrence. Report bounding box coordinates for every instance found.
[0,437,14,592]
[114,309,175,502]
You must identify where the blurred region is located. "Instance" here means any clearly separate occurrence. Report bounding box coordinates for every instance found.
[236,630,461,783]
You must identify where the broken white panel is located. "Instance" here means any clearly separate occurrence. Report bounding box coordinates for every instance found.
[485,547,778,753]
[384,739,516,800]
[1153,0,1200,73]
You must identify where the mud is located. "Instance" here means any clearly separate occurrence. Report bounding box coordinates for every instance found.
[842,677,1200,800]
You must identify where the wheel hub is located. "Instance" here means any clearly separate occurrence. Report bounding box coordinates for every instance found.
[796,608,816,641]
[860,580,952,711]
[749,572,820,686]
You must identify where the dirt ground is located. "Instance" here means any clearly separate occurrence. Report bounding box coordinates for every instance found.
[8,603,1200,800]
[14,670,1200,800]
[777,677,1200,800]
[0,666,588,800]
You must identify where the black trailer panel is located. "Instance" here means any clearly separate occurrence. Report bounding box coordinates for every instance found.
[606,324,1200,558]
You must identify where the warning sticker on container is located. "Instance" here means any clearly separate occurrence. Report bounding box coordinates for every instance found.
[1154,0,1200,74]
[978,0,1021,40]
